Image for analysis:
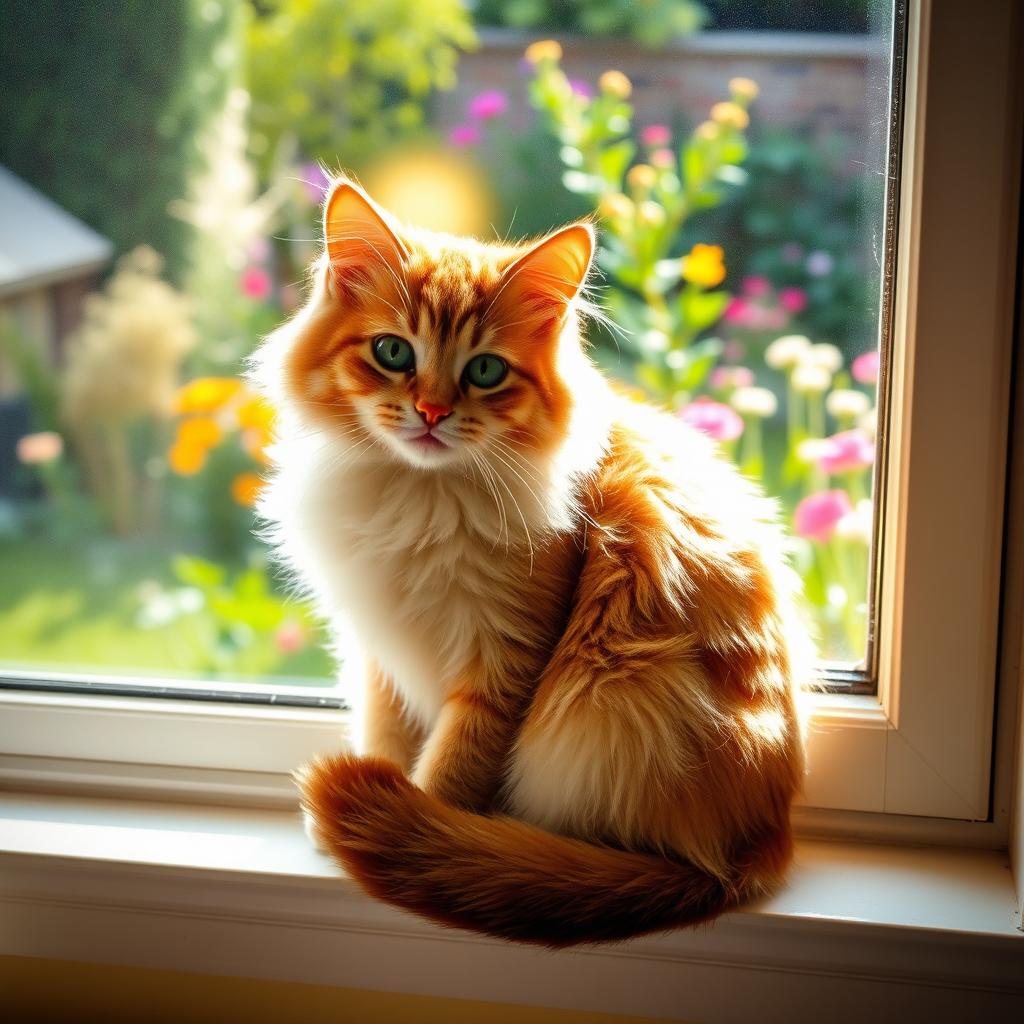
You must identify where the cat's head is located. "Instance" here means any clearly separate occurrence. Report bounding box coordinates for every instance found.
[268,178,597,470]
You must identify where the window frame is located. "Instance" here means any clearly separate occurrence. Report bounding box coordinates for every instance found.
[0,0,1021,841]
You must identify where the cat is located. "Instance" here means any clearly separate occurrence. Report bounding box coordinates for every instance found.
[252,177,811,947]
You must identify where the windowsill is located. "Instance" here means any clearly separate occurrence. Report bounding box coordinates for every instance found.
[0,790,1021,1019]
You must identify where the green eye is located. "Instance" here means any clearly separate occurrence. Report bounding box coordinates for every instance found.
[373,335,415,372]
[464,354,509,389]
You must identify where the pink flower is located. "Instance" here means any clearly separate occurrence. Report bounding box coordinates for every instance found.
[679,399,744,442]
[852,350,880,385]
[448,123,482,147]
[709,366,755,391]
[274,620,306,655]
[468,90,508,120]
[640,124,671,147]
[240,266,272,301]
[17,431,63,464]
[742,275,771,298]
[778,287,807,313]
[816,430,875,474]
[723,297,750,324]
[794,490,853,543]
[299,162,329,204]
[569,79,594,99]
[650,147,674,169]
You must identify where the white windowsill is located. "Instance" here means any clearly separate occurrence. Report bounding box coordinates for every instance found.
[0,791,1021,1021]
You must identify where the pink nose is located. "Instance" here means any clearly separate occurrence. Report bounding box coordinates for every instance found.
[415,400,453,427]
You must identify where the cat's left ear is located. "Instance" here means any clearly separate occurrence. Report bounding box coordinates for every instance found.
[323,178,409,288]
[495,223,594,327]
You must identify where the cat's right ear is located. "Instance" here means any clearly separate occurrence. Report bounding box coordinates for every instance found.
[323,179,408,288]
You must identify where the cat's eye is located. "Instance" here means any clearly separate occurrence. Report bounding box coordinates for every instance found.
[372,335,415,373]
[464,354,509,389]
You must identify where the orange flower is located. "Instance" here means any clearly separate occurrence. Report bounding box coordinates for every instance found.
[598,70,632,99]
[524,39,562,65]
[174,377,243,414]
[168,441,207,475]
[176,416,223,449]
[681,244,726,288]
[236,395,275,431]
[231,472,265,507]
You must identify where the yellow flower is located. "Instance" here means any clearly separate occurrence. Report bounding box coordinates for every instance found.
[598,70,632,99]
[710,101,749,130]
[694,120,720,142]
[174,377,243,415]
[168,440,207,476]
[729,77,760,101]
[597,192,634,220]
[680,244,726,288]
[524,39,562,65]
[176,416,223,449]
[626,164,657,193]
[636,201,666,227]
[231,472,265,508]
[236,395,276,431]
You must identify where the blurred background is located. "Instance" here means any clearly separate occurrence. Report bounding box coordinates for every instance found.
[0,0,892,687]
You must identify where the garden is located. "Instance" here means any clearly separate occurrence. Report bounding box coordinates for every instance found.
[0,0,888,687]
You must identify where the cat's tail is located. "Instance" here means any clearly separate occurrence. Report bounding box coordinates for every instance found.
[298,754,788,948]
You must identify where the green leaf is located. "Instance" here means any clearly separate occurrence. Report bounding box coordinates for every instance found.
[680,289,730,332]
[172,556,225,590]
[597,139,636,186]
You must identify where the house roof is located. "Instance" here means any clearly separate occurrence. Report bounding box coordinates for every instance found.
[0,165,113,299]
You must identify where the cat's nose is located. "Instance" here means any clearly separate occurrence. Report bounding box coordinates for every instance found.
[414,400,453,427]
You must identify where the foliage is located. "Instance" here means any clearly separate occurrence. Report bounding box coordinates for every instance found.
[245,0,476,180]
[0,0,239,279]
[473,0,706,45]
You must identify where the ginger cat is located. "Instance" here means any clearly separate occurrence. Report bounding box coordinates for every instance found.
[253,178,811,947]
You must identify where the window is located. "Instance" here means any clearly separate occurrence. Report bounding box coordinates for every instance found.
[0,1,1019,830]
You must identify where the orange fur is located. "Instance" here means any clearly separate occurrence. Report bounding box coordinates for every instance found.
[255,178,811,947]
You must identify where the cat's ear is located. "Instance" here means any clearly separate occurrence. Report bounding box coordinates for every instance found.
[495,223,594,327]
[323,179,408,286]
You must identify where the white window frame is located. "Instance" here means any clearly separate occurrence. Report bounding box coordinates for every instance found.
[0,1,1021,844]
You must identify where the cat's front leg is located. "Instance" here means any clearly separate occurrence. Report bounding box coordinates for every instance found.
[360,660,425,772]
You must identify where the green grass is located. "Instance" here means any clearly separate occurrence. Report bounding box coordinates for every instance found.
[0,536,334,686]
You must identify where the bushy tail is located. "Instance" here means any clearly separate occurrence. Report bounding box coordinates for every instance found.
[299,755,783,948]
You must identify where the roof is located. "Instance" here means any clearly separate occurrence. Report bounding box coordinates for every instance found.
[0,165,113,299]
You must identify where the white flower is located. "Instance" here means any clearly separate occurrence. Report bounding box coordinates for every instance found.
[765,335,811,370]
[826,389,870,420]
[835,498,874,545]
[792,364,832,394]
[730,386,778,418]
[797,438,830,464]
[802,343,843,374]
[641,329,669,353]
[858,408,877,436]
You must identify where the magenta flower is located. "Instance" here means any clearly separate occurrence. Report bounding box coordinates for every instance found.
[852,350,880,385]
[742,275,771,298]
[448,123,482,147]
[468,90,508,120]
[795,490,853,543]
[299,162,329,204]
[241,266,272,301]
[817,430,875,474]
[679,398,744,442]
[709,366,756,391]
[779,287,807,313]
[569,79,594,99]
[640,124,671,147]
[723,297,750,324]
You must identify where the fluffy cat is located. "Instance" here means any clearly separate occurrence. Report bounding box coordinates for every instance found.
[253,177,811,947]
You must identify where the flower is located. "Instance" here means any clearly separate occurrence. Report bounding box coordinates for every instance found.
[709,366,755,391]
[597,192,634,220]
[679,399,744,442]
[636,201,666,227]
[803,343,843,374]
[806,250,834,277]
[681,244,726,288]
[448,123,482,147]
[729,77,760,101]
[794,490,853,543]
[791,364,832,394]
[626,164,657,192]
[765,335,811,369]
[710,101,749,130]
[650,147,674,169]
[796,438,830,464]
[826,389,871,420]
[694,121,720,142]
[816,430,874,474]
[741,275,770,298]
[598,70,632,98]
[524,39,562,65]
[778,287,807,313]
[236,395,275,431]
[231,472,264,508]
[468,90,508,120]
[176,416,222,449]
[16,431,63,464]
[569,79,593,99]
[852,350,880,384]
[835,498,874,545]
[640,124,671,147]
[168,440,206,476]
[299,163,330,204]
[274,620,306,655]
[241,266,272,301]
[174,377,243,414]
[730,386,778,418]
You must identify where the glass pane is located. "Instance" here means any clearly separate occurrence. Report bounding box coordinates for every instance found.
[0,0,897,694]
